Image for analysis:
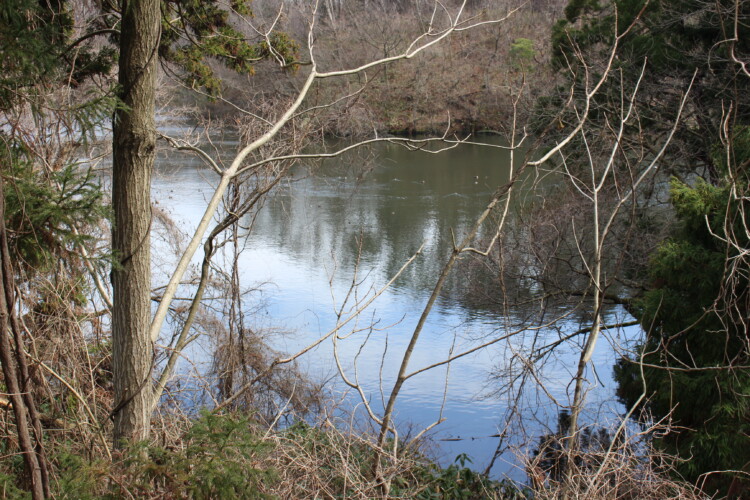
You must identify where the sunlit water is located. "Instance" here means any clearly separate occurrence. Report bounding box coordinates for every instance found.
[149,134,638,480]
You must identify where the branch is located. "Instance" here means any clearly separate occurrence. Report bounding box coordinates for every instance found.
[149,1,516,343]
[213,244,424,412]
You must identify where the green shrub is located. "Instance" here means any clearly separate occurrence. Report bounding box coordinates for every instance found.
[509,38,536,72]
[117,411,275,499]
[0,471,31,500]
[397,454,530,500]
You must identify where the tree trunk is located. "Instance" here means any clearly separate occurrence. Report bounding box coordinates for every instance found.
[0,176,47,499]
[111,0,160,445]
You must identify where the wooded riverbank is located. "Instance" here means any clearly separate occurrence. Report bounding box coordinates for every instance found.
[1,0,748,498]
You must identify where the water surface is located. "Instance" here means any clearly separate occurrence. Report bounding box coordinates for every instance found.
[151,136,635,478]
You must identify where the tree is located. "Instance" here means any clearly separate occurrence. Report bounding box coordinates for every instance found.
[511,0,750,493]
[546,0,750,181]
[456,1,750,489]
[110,0,298,445]
[615,128,750,494]
[110,0,161,446]
[0,0,116,495]
[541,0,750,493]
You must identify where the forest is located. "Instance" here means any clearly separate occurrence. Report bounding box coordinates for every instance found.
[0,0,748,498]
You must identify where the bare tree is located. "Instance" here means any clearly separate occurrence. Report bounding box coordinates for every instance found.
[561,64,694,452]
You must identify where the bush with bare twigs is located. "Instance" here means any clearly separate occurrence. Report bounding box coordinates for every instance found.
[526,413,706,500]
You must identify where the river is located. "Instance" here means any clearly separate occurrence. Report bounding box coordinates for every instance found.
[150,133,637,480]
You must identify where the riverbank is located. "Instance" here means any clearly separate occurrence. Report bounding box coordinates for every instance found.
[162,2,563,138]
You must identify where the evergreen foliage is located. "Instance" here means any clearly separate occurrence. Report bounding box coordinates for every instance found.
[546,1,750,492]
[0,0,117,137]
[544,0,750,177]
[49,412,274,499]
[2,147,108,272]
[614,146,750,492]
[0,0,71,110]
[509,38,536,72]
[121,411,274,499]
[157,0,299,96]
[0,0,115,276]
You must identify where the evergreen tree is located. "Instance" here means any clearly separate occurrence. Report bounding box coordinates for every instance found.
[0,1,115,496]
[544,0,750,180]
[614,128,750,494]
[1,0,115,267]
[545,0,750,493]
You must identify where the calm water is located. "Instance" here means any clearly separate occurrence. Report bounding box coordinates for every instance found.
[150,135,636,479]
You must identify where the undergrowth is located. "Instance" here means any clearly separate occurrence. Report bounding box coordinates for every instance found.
[0,412,529,499]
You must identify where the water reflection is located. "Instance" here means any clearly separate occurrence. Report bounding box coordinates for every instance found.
[151,137,631,479]
[247,141,516,301]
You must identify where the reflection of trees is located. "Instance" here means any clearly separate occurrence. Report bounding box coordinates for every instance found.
[245,141,514,299]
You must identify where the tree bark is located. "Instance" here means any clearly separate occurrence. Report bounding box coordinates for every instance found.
[111,0,160,445]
